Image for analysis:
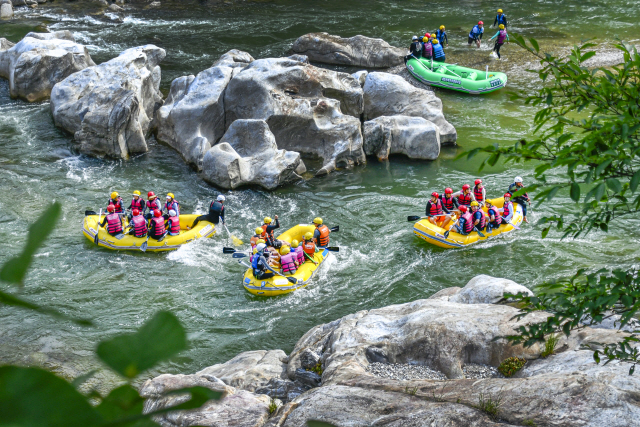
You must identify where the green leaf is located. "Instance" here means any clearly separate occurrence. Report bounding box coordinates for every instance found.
[541,227,550,239]
[594,351,601,364]
[594,159,612,177]
[529,37,540,53]
[631,170,640,192]
[71,370,99,389]
[0,366,102,427]
[570,183,580,202]
[606,178,622,194]
[96,311,187,378]
[307,421,339,427]
[580,51,596,62]
[0,202,61,286]
[594,182,606,202]
[0,290,92,326]
[631,365,636,375]
[95,385,153,426]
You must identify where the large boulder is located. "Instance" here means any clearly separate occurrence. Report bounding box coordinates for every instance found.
[201,119,305,190]
[0,31,95,102]
[363,115,440,160]
[291,32,405,68]
[50,45,165,159]
[224,56,365,175]
[0,0,13,19]
[363,71,457,144]
[448,274,533,304]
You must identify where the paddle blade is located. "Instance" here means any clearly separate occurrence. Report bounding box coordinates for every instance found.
[443,231,450,239]
[475,228,485,238]
[508,221,521,230]
[158,231,169,242]
[140,242,148,252]
[223,247,237,254]
[287,277,298,284]
[231,235,244,246]
[324,247,339,252]
[93,233,99,245]
[407,216,421,222]
[232,252,248,258]
[85,210,97,216]
[329,226,339,232]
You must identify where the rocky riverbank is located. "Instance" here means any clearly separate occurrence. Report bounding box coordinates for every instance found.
[139,275,640,426]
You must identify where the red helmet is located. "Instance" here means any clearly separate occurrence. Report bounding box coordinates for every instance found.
[462,184,470,191]
[154,209,162,217]
[424,32,430,38]
[132,209,140,216]
[475,179,482,185]
[478,21,484,25]
[431,191,439,198]
[444,187,453,194]
[504,192,512,198]
[459,205,468,212]
[148,191,155,198]
[107,204,115,212]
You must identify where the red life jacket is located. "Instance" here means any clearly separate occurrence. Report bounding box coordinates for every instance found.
[147,199,161,212]
[150,216,165,237]
[458,192,472,206]
[131,215,147,237]
[295,246,305,264]
[109,198,124,213]
[462,212,474,233]
[473,186,484,202]
[165,200,180,215]
[106,213,122,234]
[131,197,144,211]
[167,216,180,234]
[488,207,502,225]
[473,209,486,229]
[503,202,512,218]
[303,240,315,256]
[429,199,443,216]
[316,225,330,247]
[280,253,297,274]
[441,195,455,211]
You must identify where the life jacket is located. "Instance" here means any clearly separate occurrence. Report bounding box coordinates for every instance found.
[316,225,330,247]
[252,252,263,276]
[147,199,161,212]
[109,198,123,213]
[503,202,512,218]
[496,14,507,26]
[436,29,446,44]
[488,207,502,225]
[440,194,455,211]
[165,200,180,215]
[422,41,433,57]
[497,29,507,44]
[209,201,223,216]
[261,224,275,245]
[167,216,180,234]
[473,209,486,229]
[462,212,474,233]
[106,212,122,234]
[458,192,472,206]
[295,246,305,264]
[473,185,484,202]
[303,240,316,256]
[150,216,165,237]
[131,215,147,237]
[280,253,297,274]
[433,43,445,59]
[130,197,144,211]
[268,250,281,268]
[429,199,443,216]
[250,234,260,247]
[469,25,483,39]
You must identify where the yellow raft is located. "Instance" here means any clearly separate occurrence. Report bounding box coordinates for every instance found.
[83,214,216,251]
[413,198,524,249]
[242,224,331,296]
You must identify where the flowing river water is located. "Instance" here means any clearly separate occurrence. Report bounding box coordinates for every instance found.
[1,0,640,389]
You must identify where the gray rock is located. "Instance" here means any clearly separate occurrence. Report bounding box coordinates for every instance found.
[428,286,462,300]
[363,71,457,144]
[0,32,95,102]
[196,349,289,392]
[50,45,165,159]
[294,368,321,388]
[449,274,533,304]
[299,348,320,370]
[212,48,254,68]
[108,3,122,12]
[254,378,311,402]
[363,115,440,160]
[149,1,160,6]
[201,119,304,190]
[351,69,368,87]
[291,32,405,68]
[11,0,36,5]
[0,1,12,19]
[224,56,366,175]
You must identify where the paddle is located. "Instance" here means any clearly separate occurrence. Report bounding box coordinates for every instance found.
[304,251,318,266]
[223,247,237,254]
[223,223,244,246]
[329,226,339,232]
[407,214,452,222]
[506,220,521,230]
[474,226,485,238]
[443,220,459,239]
[140,235,150,252]
[94,209,102,245]
[231,252,297,284]
[157,231,169,242]
[232,252,249,258]
[322,247,339,252]
[85,210,97,216]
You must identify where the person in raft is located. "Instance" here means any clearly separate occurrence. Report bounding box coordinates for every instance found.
[432,39,445,62]
[128,190,145,220]
[500,193,515,224]
[312,217,331,248]
[191,194,225,228]
[490,24,509,59]
[291,239,305,265]
[279,245,299,275]
[468,21,484,48]
[148,209,166,240]
[261,215,281,248]
[422,36,433,60]
[107,191,124,214]
[470,201,487,231]
[508,176,531,223]
[252,243,275,280]
[165,209,180,236]
[426,191,453,229]
[128,209,147,238]
[435,25,448,47]
[455,205,474,235]
[145,192,162,220]
[453,184,476,209]
[163,193,180,220]
[302,232,317,263]
[485,200,502,232]
[493,8,508,29]
[439,187,460,217]
[405,35,422,63]
[101,204,123,236]
[473,179,486,206]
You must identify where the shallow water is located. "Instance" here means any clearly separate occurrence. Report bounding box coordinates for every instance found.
[1,0,640,389]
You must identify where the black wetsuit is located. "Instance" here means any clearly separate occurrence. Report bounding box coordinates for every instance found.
[192,200,225,227]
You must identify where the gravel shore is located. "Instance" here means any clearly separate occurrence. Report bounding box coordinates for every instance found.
[366,362,504,380]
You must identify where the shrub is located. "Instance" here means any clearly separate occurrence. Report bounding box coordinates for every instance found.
[498,357,526,377]
[475,392,502,420]
[541,333,559,358]
[307,361,323,376]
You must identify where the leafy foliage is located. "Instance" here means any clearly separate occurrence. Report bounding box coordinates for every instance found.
[306,362,323,376]
[474,391,503,420]
[540,333,559,358]
[497,357,526,377]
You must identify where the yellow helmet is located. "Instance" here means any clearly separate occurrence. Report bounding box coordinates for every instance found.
[132,190,141,196]
[439,25,445,30]
[264,217,272,224]
[291,239,299,248]
[257,239,265,244]
[313,217,323,225]
[499,24,505,29]
[432,39,439,44]
[423,36,428,42]
[255,227,263,235]
[280,246,290,255]
[167,192,175,199]
[430,33,436,38]
[304,232,313,240]
[497,8,503,13]
[253,248,258,254]
[110,191,119,199]
[470,201,479,207]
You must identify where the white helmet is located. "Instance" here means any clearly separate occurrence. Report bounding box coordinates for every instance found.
[217,195,225,202]
[514,176,523,183]
[412,35,418,41]
[256,243,266,252]
[169,209,177,217]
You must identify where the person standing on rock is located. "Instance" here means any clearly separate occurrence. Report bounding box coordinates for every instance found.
[493,8,508,29]
[405,35,422,63]
[191,195,225,228]
[508,176,530,223]
[468,21,484,48]
[145,192,162,220]
[435,26,448,47]
[432,39,446,63]
[489,24,509,59]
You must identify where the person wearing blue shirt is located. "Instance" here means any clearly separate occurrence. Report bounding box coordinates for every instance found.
[468,21,484,48]
[435,25,448,47]
[432,39,445,62]
[493,9,508,29]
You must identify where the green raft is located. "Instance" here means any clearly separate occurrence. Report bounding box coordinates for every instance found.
[406,57,507,95]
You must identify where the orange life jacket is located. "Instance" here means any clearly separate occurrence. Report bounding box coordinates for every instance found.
[316,225,330,247]
[303,240,316,256]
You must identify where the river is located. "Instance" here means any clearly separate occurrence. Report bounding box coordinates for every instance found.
[1,0,640,390]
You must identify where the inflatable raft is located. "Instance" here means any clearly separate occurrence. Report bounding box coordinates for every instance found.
[83,214,216,251]
[406,57,507,94]
[412,198,523,249]
[241,224,332,296]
